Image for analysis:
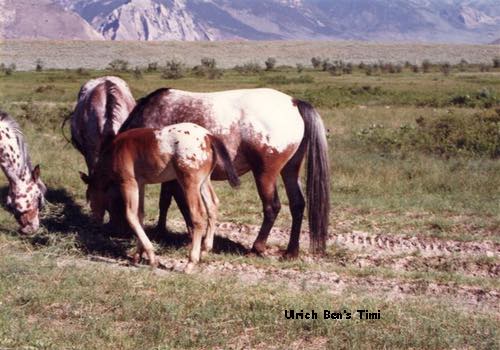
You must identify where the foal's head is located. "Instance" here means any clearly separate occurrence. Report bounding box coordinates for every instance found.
[6,165,46,234]
[80,171,110,224]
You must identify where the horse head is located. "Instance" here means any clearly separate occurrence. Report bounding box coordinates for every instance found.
[7,165,46,234]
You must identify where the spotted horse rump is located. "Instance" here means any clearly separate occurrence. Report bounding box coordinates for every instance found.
[83,123,240,272]
[0,111,46,234]
[120,87,330,258]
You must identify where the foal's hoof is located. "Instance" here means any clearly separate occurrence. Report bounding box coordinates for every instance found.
[184,262,196,274]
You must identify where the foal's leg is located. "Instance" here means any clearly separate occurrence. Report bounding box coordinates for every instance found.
[251,170,281,255]
[200,180,219,255]
[138,183,145,226]
[157,181,194,236]
[180,178,207,273]
[122,180,156,267]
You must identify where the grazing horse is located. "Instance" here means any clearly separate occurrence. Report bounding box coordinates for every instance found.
[83,123,240,271]
[0,111,46,234]
[69,76,135,223]
[119,88,330,257]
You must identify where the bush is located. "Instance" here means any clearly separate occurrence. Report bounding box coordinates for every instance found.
[440,62,451,76]
[450,87,497,108]
[234,62,262,74]
[479,64,491,72]
[76,67,90,76]
[356,110,500,159]
[493,57,500,68]
[147,62,158,72]
[311,57,322,69]
[458,59,468,72]
[296,63,304,73]
[0,63,14,75]
[192,58,223,79]
[35,59,44,72]
[265,57,277,71]
[412,65,420,73]
[162,59,185,79]
[133,66,143,79]
[421,59,431,73]
[108,59,129,72]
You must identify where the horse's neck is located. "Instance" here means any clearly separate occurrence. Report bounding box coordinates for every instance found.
[1,161,30,189]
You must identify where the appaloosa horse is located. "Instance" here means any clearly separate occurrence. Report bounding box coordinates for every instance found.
[83,123,240,271]
[119,88,330,257]
[69,76,135,222]
[0,111,46,234]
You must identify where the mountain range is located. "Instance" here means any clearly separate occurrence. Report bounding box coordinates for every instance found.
[1,0,500,43]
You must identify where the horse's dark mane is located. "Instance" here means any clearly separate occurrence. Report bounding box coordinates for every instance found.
[119,88,170,133]
[0,110,34,175]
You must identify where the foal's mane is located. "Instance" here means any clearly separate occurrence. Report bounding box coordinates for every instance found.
[0,111,34,176]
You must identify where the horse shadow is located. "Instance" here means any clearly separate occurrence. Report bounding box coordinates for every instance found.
[0,186,248,259]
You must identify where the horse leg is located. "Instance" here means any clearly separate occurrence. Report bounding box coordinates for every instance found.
[279,139,307,259]
[180,178,207,274]
[281,154,306,259]
[157,181,194,236]
[122,180,157,267]
[138,183,145,226]
[251,171,281,255]
[200,180,219,256]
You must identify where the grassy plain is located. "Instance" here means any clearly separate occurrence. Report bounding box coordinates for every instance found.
[0,57,499,349]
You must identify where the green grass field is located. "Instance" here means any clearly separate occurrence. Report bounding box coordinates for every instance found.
[0,58,499,349]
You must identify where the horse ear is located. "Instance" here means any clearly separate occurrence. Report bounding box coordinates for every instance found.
[32,165,41,181]
[79,171,89,184]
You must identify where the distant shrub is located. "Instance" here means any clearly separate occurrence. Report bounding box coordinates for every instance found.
[234,62,262,74]
[0,63,14,75]
[162,59,185,79]
[311,57,322,69]
[133,66,143,79]
[296,63,304,73]
[358,62,366,70]
[440,62,451,76]
[458,59,468,72]
[421,59,431,73]
[265,57,277,71]
[493,57,500,68]
[35,59,44,72]
[76,67,90,76]
[356,109,500,159]
[108,59,129,72]
[192,58,223,79]
[479,64,491,72]
[449,87,497,108]
[147,62,158,72]
[411,65,420,73]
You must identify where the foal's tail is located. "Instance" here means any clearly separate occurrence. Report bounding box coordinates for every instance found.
[209,135,241,188]
[296,99,330,254]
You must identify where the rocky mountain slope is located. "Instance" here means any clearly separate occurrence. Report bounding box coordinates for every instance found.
[0,0,103,40]
[3,0,500,43]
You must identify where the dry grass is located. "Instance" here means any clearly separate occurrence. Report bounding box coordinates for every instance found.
[1,40,500,70]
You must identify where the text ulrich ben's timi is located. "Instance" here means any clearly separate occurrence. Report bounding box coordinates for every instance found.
[284,309,381,320]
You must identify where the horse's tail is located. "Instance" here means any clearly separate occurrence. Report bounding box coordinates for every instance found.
[295,99,330,254]
[60,111,72,145]
[209,135,240,188]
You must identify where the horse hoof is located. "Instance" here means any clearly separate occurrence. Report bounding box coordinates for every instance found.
[281,250,299,260]
[250,244,267,257]
[184,262,196,274]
